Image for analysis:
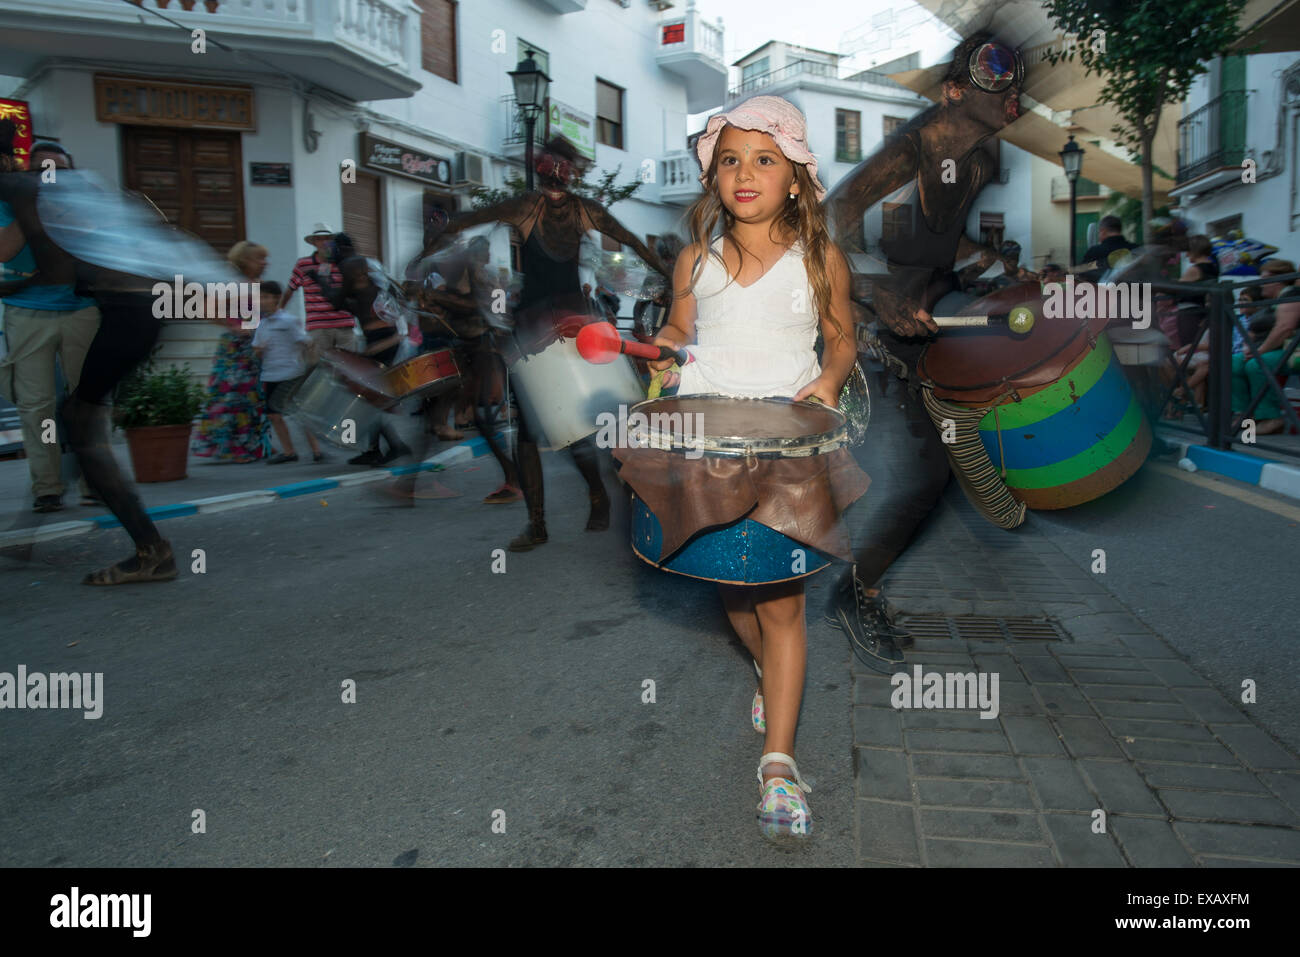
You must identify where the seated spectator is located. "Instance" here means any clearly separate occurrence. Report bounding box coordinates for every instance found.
[1173,235,1221,349]
[1232,258,1300,435]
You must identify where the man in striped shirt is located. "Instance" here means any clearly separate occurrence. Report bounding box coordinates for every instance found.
[280,223,357,361]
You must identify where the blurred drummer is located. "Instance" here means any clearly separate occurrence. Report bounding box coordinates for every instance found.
[423,136,670,551]
[822,32,1028,658]
[319,240,412,466]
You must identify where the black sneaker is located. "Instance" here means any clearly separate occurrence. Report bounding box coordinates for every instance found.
[33,495,63,513]
[348,449,384,466]
[861,591,914,648]
[825,572,905,674]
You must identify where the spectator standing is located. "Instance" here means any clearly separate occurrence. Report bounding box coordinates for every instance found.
[252,280,323,464]
[282,224,357,362]
[1079,215,1136,282]
[0,138,103,512]
[191,240,272,463]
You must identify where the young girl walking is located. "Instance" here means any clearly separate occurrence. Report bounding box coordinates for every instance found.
[630,96,867,845]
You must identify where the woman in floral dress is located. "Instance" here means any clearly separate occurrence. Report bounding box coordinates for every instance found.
[192,241,272,462]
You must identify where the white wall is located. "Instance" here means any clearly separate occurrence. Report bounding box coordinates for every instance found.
[1178,52,1300,263]
[362,0,700,259]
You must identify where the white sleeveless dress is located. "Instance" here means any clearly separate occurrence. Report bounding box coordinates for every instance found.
[678,237,822,399]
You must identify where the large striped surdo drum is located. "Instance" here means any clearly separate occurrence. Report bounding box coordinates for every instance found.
[918,283,1151,514]
[614,396,867,585]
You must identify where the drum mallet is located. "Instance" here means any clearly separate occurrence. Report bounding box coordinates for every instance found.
[576,321,692,366]
[932,306,1035,334]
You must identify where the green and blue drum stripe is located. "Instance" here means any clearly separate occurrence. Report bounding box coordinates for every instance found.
[975,333,1151,509]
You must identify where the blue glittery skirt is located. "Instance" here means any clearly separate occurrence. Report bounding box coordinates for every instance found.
[630,495,835,585]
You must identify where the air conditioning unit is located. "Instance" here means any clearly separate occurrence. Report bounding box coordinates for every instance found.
[454,151,487,186]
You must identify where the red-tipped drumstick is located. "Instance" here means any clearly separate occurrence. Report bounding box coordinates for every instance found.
[576,321,691,366]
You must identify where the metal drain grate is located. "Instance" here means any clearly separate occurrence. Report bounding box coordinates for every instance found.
[899,615,1065,641]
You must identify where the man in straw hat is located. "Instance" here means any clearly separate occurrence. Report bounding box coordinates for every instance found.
[281,223,357,366]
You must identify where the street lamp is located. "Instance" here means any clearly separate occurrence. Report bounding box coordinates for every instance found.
[509,49,551,191]
[1059,134,1086,266]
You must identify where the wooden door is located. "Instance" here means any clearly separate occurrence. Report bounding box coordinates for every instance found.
[341,170,383,260]
[123,126,245,254]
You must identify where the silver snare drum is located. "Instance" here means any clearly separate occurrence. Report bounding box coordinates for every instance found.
[289,352,397,449]
[625,395,848,458]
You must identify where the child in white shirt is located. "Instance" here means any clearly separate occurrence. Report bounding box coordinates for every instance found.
[252,282,324,463]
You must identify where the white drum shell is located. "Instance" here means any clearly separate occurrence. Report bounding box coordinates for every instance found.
[511,336,644,449]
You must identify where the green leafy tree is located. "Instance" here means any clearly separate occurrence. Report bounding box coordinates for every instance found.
[470,163,645,210]
[1043,0,1252,242]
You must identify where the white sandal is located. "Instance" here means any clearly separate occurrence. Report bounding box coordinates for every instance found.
[756,751,813,845]
[752,659,765,734]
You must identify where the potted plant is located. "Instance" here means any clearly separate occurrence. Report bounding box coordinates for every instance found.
[114,362,204,483]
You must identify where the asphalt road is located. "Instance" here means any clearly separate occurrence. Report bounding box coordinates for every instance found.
[2,436,1294,866]
[1,457,857,867]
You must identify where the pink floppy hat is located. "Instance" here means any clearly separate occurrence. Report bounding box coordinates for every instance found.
[695,95,826,201]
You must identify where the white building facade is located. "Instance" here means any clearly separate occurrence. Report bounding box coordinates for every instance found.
[0,0,727,378]
[1171,50,1300,264]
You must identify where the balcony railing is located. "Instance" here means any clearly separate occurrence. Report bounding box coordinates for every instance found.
[658,149,700,204]
[5,0,418,98]
[1177,92,1248,183]
[730,60,908,100]
[1050,175,1110,201]
[501,96,550,153]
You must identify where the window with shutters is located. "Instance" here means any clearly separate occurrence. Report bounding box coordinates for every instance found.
[883,115,906,138]
[596,79,624,150]
[835,109,861,163]
[417,0,458,83]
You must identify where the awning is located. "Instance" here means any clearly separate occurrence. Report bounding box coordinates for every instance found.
[890,0,1193,200]
[1232,0,1300,53]
[889,65,1177,200]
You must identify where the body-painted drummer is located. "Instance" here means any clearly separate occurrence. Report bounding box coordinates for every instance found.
[625,96,866,845]
[821,32,1026,662]
[0,156,231,583]
[422,137,670,551]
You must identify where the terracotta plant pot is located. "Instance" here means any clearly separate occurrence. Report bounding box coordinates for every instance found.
[206,0,220,11]
[179,0,196,10]
[125,424,192,483]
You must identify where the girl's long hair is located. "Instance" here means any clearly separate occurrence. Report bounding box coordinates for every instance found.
[684,144,846,344]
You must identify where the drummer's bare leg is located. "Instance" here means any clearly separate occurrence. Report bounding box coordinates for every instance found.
[508,409,547,551]
[832,348,947,650]
[474,348,519,493]
[569,436,609,531]
[63,296,176,584]
[753,580,807,780]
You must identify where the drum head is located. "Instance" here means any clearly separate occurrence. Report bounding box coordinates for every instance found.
[919,282,1104,401]
[629,395,846,457]
[322,349,397,408]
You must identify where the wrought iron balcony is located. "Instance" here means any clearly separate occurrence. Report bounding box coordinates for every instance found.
[1177,92,1248,183]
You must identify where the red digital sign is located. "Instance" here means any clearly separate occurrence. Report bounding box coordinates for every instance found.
[662,23,685,44]
[0,98,33,170]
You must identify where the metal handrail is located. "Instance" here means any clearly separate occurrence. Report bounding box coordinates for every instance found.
[1139,271,1300,457]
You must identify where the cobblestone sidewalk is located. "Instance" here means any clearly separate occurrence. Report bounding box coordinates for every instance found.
[852,488,1300,867]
